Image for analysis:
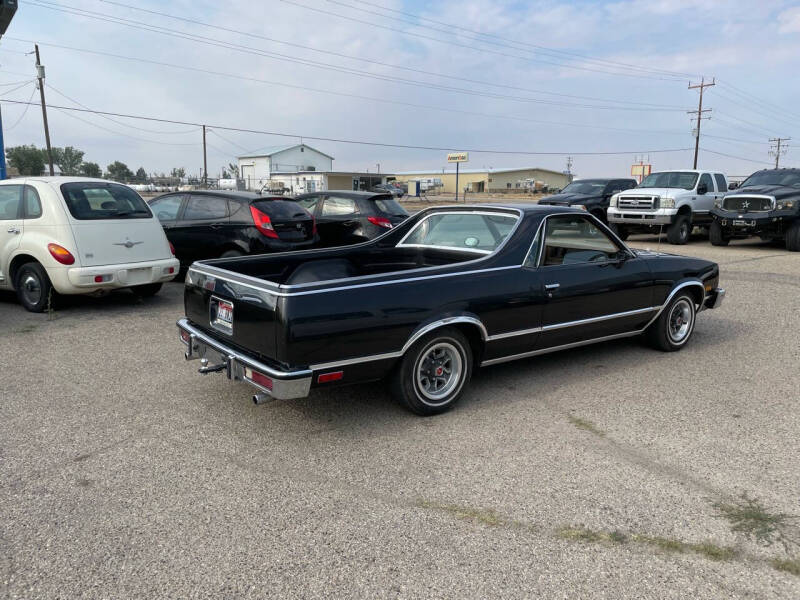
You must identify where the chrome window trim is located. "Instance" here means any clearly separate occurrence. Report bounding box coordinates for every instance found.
[397,243,490,255]
[396,209,521,250]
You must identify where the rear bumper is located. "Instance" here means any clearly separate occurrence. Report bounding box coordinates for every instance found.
[702,287,725,310]
[177,318,312,400]
[64,258,179,289]
[607,207,676,226]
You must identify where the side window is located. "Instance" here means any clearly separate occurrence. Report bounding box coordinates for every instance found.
[698,173,714,193]
[23,186,42,219]
[321,196,357,216]
[523,227,543,267]
[714,174,727,192]
[150,195,183,221]
[541,215,621,267]
[295,195,321,213]
[183,195,228,220]
[0,185,22,220]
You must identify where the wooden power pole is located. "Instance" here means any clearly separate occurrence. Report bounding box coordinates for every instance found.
[202,125,208,188]
[688,77,715,169]
[35,44,55,176]
[769,137,790,169]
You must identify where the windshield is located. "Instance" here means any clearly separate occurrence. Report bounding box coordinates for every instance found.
[638,172,698,190]
[560,180,608,195]
[60,182,153,220]
[740,170,800,188]
[399,212,518,253]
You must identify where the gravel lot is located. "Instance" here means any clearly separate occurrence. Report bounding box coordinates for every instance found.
[1,233,798,599]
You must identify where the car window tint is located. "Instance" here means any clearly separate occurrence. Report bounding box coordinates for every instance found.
[400,212,517,253]
[183,195,228,220]
[714,174,727,192]
[295,195,320,212]
[541,215,620,266]
[322,196,357,216]
[373,197,408,216]
[150,195,183,221]
[0,185,22,220]
[24,186,42,219]
[699,173,714,192]
[61,183,152,220]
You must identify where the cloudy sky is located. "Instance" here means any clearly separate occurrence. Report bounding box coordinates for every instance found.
[0,0,798,179]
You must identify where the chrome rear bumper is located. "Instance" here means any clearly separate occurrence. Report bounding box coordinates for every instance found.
[177,318,312,400]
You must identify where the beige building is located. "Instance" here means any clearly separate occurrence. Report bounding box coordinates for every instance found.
[392,167,572,194]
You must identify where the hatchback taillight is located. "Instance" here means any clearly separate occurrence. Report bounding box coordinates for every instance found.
[249,205,279,239]
[47,243,75,265]
[169,241,175,255]
[367,216,393,229]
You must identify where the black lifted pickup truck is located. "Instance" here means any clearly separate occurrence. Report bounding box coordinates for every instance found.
[710,168,800,251]
[178,204,725,415]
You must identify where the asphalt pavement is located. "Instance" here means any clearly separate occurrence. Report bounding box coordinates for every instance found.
[1,233,798,599]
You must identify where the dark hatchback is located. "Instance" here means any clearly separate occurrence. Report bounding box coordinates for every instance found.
[537,178,636,223]
[293,191,409,247]
[148,190,317,266]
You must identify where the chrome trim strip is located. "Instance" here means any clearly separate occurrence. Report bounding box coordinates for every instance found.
[397,243,490,255]
[541,306,658,331]
[641,281,705,330]
[481,330,643,366]
[397,209,520,248]
[486,326,542,341]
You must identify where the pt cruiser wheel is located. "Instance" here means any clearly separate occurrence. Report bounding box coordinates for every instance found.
[15,262,54,313]
[645,293,697,352]
[392,327,472,416]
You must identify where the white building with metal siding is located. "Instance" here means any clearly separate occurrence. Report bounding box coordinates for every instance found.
[238,144,334,190]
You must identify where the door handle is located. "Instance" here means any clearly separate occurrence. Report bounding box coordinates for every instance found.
[7,227,20,234]
[544,283,560,290]
[209,223,224,229]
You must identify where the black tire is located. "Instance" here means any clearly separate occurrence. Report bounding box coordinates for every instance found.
[15,262,54,313]
[220,249,244,258]
[709,221,730,246]
[666,214,691,245]
[785,221,800,252]
[132,283,162,297]
[644,293,697,352]
[608,222,629,241]
[391,327,473,416]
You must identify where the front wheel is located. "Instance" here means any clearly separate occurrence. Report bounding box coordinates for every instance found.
[666,215,691,245]
[391,327,473,416]
[644,293,697,352]
[786,221,800,252]
[15,262,54,313]
[709,221,730,246]
[608,222,629,241]
[132,283,162,297]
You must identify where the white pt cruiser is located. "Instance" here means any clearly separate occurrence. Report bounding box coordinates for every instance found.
[0,177,179,312]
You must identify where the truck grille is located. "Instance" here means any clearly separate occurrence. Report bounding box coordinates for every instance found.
[617,195,658,210]
[722,196,773,212]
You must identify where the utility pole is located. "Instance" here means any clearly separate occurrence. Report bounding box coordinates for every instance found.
[202,125,208,188]
[35,44,55,176]
[769,137,790,169]
[688,77,715,169]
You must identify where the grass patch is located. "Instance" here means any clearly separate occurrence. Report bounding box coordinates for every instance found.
[632,534,686,553]
[558,526,626,544]
[714,494,799,551]
[771,557,800,577]
[416,500,504,527]
[567,415,605,437]
[688,542,737,561]
[14,324,38,334]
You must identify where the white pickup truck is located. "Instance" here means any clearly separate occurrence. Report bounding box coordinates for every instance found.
[607,170,728,244]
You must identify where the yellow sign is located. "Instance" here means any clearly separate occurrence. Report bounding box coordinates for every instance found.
[631,164,652,177]
[447,152,469,163]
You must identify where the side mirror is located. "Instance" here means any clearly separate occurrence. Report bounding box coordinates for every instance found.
[697,183,708,195]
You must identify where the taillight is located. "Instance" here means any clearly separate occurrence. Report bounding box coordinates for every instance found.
[367,216,393,229]
[244,367,273,390]
[249,205,279,239]
[169,241,175,255]
[311,216,317,236]
[47,243,75,265]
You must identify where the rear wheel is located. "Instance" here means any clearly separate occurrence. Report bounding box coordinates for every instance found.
[391,327,473,416]
[15,262,54,313]
[608,223,629,241]
[667,215,691,245]
[645,293,697,352]
[132,283,162,297]
[709,221,730,246]
[786,221,800,252]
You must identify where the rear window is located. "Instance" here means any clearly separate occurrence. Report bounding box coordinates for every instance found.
[399,212,518,254]
[61,182,152,220]
[252,199,311,219]
[371,196,408,216]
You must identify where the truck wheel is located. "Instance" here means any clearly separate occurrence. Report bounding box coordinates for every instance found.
[608,223,629,241]
[644,293,697,352]
[709,221,730,246]
[391,327,473,416]
[786,221,800,252]
[666,215,691,245]
[15,262,54,313]
[132,283,162,297]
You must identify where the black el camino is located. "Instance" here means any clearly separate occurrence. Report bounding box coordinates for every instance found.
[177,204,725,415]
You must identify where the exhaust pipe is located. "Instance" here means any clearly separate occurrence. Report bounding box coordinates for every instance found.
[253,393,272,405]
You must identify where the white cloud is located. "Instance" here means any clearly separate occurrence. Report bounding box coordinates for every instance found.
[778,7,800,33]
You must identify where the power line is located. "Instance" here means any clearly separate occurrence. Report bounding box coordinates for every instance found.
[0,97,694,156]
[717,80,800,123]
[23,2,685,112]
[700,147,775,166]
[3,38,693,138]
[85,0,684,109]
[769,137,790,169]
[4,84,37,130]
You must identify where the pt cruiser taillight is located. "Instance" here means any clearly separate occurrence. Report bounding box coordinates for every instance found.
[47,243,75,265]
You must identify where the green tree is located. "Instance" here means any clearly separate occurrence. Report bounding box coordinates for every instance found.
[135,167,147,182]
[6,145,45,176]
[50,146,85,175]
[171,167,186,178]
[107,161,134,182]
[80,162,102,178]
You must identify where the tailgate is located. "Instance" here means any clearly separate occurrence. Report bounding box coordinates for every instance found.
[184,267,282,363]
[71,219,170,267]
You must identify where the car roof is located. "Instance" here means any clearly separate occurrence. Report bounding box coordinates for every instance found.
[296,190,395,200]
[419,203,583,215]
